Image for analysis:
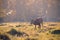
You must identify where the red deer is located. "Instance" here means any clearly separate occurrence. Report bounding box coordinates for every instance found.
[31,17,43,29]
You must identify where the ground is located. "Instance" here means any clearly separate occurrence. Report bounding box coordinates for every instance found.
[0,22,60,40]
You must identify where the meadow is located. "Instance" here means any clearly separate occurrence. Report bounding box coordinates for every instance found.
[0,22,60,40]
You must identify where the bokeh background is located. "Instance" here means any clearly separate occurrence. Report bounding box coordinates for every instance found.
[0,0,60,22]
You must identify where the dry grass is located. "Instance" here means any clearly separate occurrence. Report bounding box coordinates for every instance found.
[0,22,60,40]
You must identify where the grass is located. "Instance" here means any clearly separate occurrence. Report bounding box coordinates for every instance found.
[0,22,60,40]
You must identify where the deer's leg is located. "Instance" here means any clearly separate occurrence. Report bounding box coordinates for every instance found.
[42,22,43,27]
[38,24,41,29]
[35,25,36,29]
[41,22,43,29]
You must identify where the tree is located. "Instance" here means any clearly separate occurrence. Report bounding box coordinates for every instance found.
[0,7,6,23]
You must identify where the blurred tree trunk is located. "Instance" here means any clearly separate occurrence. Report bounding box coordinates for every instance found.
[46,0,59,22]
[0,0,6,23]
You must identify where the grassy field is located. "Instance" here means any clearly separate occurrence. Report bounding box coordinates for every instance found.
[0,22,60,40]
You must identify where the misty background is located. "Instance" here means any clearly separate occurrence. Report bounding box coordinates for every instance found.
[0,0,60,22]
